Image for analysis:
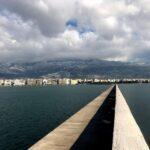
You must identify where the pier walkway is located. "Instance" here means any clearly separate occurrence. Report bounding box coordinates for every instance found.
[29,85,149,150]
[112,85,149,150]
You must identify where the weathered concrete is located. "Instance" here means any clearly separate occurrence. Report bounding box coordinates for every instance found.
[112,85,149,150]
[29,86,113,150]
[71,85,116,150]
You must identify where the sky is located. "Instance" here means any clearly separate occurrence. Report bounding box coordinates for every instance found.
[0,0,150,63]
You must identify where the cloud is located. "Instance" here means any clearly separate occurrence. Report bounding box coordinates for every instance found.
[0,0,150,63]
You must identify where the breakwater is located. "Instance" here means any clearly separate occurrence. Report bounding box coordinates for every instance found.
[30,85,149,150]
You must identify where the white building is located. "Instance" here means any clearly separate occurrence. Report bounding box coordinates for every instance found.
[4,80,12,86]
[58,78,71,85]
[70,79,78,85]
[13,79,25,86]
[94,79,100,83]
[42,79,48,85]
[65,78,71,85]
[0,79,4,86]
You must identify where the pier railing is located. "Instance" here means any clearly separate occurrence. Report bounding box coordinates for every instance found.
[29,85,149,150]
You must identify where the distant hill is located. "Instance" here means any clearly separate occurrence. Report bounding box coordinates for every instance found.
[0,59,150,78]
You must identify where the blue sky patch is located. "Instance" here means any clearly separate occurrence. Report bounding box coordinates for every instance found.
[66,19,78,27]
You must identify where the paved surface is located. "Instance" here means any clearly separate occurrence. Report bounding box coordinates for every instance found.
[29,86,113,150]
[112,85,149,150]
[71,86,116,150]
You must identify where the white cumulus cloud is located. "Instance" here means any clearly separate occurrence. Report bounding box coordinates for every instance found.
[0,0,149,63]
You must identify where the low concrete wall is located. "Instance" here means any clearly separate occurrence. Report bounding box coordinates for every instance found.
[29,86,113,150]
[112,85,149,150]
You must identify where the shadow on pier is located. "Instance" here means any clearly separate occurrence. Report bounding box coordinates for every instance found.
[71,86,116,150]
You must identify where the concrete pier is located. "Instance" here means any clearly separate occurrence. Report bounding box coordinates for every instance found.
[112,85,149,150]
[29,86,113,150]
[71,85,116,150]
[29,85,149,150]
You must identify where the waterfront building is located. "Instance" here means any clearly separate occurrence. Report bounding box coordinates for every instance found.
[78,79,84,84]
[42,79,48,85]
[0,79,4,86]
[115,79,121,83]
[108,79,115,83]
[44,79,52,85]
[13,79,26,86]
[58,79,63,85]
[65,78,71,85]
[70,79,79,85]
[4,79,13,86]
[100,79,108,83]
[93,79,100,83]
[58,78,71,85]
[1,78,150,86]
[35,79,43,85]
[51,79,59,85]
[26,79,37,86]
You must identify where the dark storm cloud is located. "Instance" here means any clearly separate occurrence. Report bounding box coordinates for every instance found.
[0,0,69,37]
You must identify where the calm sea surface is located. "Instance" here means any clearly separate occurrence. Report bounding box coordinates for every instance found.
[0,84,149,150]
[0,85,109,150]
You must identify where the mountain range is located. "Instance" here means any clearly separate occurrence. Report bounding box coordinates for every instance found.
[0,59,150,79]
